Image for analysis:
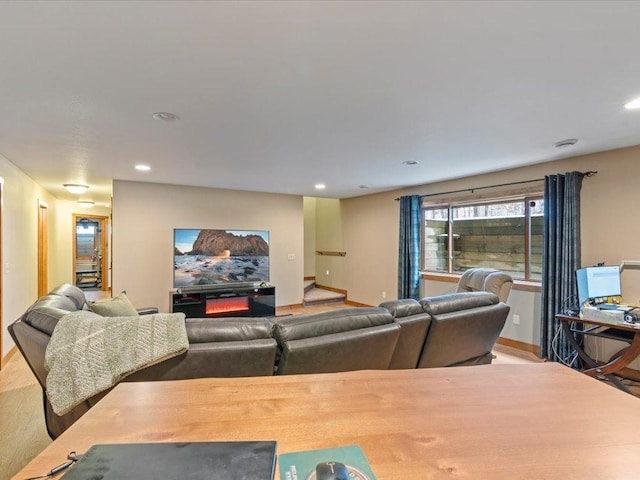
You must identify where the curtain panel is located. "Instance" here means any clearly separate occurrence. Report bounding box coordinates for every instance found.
[398,195,421,300]
[540,171,584,363]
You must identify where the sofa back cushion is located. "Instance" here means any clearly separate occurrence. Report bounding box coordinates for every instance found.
[272,308,400,375]
[272,307,393,342]
[23,295,79,336]
[185,317,273,343]
[417,302,511,368]
[420,292,498,316]
[50,284,86,310]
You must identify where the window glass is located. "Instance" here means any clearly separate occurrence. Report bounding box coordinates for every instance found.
[423,207,449,272]
[423,196,543,281]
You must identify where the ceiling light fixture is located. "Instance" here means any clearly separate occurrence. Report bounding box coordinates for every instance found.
[625,98,640,110]
[63,183,90,194]
[77,201,94,208]
[135,164,151,172]
[152,112,180,122]
[403,160,419,165]
[315,183,326,190]
[554,139,578,148]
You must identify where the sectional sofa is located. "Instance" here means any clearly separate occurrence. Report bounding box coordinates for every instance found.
[9,280,510,438]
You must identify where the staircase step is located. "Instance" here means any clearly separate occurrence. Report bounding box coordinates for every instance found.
[304,280,316,294]
[303,287,346,307]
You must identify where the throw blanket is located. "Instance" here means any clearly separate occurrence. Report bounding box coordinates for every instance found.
[45,310,188,415]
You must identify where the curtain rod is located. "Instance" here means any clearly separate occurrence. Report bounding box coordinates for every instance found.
[396,170,597,201]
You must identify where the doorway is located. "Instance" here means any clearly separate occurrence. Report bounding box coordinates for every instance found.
[73,214,109,291]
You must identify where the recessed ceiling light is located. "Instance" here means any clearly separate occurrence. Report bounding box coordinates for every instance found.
[554,139,578,148]
[135,164,151,172]
[77,201,94,208]
[152,112,180,121]
[403,160,419,166]
[315,183,326,190]
[63,183,89,194]
[625,98,640,110]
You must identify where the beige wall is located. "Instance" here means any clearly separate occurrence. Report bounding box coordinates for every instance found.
[314,198,346,289]
[303,197,316,278]
[0,155,57,356]
[111,181,304,312]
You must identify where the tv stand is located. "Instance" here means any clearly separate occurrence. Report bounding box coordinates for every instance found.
[171,284,275,318]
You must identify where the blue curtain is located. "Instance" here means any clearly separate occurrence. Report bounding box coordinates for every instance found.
[398,195,421,300]
[540,171,584,363]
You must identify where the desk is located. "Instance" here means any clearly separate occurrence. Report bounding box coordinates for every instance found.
[12,364,640,480]
[556,313,640,393]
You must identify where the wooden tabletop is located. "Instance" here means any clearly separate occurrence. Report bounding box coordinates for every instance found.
[12,363,640,480]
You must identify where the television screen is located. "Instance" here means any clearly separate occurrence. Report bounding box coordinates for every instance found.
[576,265,621,306]
[174,229,269,288]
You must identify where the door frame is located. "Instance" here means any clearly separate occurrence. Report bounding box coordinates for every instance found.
[37,200,48,297]
[73,214,109,292]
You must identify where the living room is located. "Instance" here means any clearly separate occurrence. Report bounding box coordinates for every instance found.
[0,0,640,479]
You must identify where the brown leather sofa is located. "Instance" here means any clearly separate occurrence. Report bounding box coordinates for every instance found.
[9,278,510,439]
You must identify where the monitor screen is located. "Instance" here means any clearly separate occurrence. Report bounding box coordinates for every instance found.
[576,265,621,306]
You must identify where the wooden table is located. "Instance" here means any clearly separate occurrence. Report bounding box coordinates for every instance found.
[556,312,640,393]
[12,364,640,479]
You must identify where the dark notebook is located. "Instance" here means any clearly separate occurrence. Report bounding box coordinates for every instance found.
[60,441,277,480]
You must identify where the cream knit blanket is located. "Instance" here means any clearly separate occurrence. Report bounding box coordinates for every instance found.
[45,310,188,415]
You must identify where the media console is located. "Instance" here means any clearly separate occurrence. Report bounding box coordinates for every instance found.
[171,284,275,318]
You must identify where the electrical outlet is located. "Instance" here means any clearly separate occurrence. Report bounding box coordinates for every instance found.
[325,270,330,276]
[513,314,520,325]
[382,291,387,299]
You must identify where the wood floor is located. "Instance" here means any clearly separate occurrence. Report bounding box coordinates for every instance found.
[0,303,541,480]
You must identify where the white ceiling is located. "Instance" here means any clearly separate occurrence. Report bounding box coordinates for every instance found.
[1,1,640,204]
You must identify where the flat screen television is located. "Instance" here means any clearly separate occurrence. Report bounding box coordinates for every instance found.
[174,229,269,288]
[576,265,621,306]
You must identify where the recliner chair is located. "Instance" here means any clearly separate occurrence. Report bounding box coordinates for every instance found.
[456,268,513,303]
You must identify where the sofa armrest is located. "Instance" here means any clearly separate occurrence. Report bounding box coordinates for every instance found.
[137,307,159,315]
[379,299,423,318]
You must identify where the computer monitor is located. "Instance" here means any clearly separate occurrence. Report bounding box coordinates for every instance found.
[576,265,622,306]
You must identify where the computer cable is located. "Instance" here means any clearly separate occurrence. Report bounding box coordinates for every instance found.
[23,452,82,480]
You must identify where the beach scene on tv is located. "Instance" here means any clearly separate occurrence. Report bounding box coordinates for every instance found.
[174,229,269,287]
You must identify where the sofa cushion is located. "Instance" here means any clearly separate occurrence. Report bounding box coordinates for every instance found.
[379,299,423,318]
[185,317,273,343]
[50,284,86,310]
[272,307,393,343]
[23,295,78,335]
[420,292,498,316]
[87,292,139,317]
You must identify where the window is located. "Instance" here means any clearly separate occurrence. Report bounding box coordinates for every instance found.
[422,196,543,281]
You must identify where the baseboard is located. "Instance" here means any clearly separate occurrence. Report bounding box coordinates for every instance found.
[314,284,347,296]
[496,337,540,356]
[1,346,18,369]
[345,300,373,308]
[304,276,316,281]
